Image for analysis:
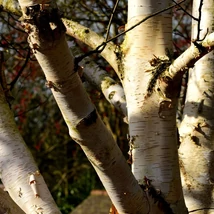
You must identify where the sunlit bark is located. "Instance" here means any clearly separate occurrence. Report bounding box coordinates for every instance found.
[122,0,187,212]
[0,0,119,76]
[63,19,119,77]
[16,0,148,213]
[2,0,214,213]
[0,85,61,214]
[81,59,127,117]
[179,0,214,212]
[71,45,127,117]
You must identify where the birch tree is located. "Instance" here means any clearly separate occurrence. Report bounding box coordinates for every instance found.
[1,0,214,213]
[179,0,214,211]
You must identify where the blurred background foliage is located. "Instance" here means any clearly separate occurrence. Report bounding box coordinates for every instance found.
[0,0,192,213]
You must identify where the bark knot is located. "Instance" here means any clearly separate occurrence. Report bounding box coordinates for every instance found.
[140,176,174,214]
[21,5,66,49]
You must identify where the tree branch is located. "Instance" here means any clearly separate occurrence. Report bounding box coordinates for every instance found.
[105,0,120,41]
[197,0,204,41]
[75,50,127,117]
[169,32,214,80]
[62,18,119,76]
[0,1,120,78]
[9,48,31,90]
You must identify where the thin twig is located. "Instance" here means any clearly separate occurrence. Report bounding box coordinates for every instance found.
[172,0,198,21]
[74,0,187,68]
[14,95,51,118]
[107,0,187,44]
[105,0,120,41]
[9,48,31,90]
[174,28,190,40]
[0,51,14,107]
[8,13,26,33]
[197,0,203,41]
[189,208,214,213]
[172,0,192,32]
[1,35,27,58]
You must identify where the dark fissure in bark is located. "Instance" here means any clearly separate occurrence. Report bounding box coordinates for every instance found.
[140,176,174,214]
[77,109,98,127]
[21,4,65,45]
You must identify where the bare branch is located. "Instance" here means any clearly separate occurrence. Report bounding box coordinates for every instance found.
[70,42,127,117]
[172,0,198,21]
[105,0,120,41]
[69,0,187,76]
[80,57,127,117]
[9,48,31,90]
[0,51,14,106]
[197,0,204,41]
[105,0,187,44]
[169,32,214,79]
[189,207,214,213]
[63,18,119,75]
[0,51,7,91]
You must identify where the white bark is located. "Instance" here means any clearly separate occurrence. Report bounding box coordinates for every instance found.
[0,86,61,214]
[0,0,120,77]
[80,58,127,117]
[17,1,148,212]
[179,0,214,212]
[34,33,147,214]
[70,44,127,117]
[122,0,187,212]
[3,0,214,212]
[168,32,214,79]
[63,18,120,77]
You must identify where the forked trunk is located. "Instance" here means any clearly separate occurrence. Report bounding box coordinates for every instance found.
[122,0,187,212]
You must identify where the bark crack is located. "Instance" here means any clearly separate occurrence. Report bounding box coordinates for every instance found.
[76,109,97,127]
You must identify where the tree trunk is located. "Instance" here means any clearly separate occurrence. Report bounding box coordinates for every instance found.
[16,0,150,213]
[2,0,214,213]
[122,0,187,212]
[179,0,214,212]
[0,85,61,214]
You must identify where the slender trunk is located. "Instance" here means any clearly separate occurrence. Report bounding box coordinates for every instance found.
[179,0,214,211]
[17,1,149,213]
[0,85,61,214]
[122,0,187,212]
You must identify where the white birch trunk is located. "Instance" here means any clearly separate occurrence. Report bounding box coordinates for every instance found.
[0,85,61,214]
[122,0,187,212]
[17,0,150,213]
[32,22,147,214]
[3,0,214,212]
[179,0,214,211]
